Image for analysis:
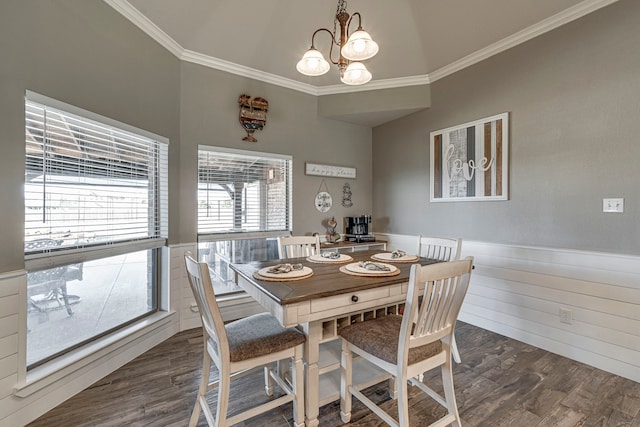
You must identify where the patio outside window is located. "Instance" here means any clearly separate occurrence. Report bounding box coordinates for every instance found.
[24,93,168,368]
[197,146,292,295]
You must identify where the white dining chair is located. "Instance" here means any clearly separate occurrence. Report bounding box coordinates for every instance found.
[417,236,462,262]
[416,236,463,363]
[184,251,306,427]
[277,235,321,259]
[339,258,473,427]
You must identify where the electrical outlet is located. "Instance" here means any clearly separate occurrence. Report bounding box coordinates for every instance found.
[603,198,624,213]
[560,308,573,324]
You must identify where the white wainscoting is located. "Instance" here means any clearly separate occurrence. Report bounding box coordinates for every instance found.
[378,233,640,383]
[170,243,199,331]
[0,270,22,426]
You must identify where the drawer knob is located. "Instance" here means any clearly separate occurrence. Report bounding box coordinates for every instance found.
[351,295,359,303]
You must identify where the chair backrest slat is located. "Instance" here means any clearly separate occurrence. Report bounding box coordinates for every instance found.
[417,236,462,261]
[431,277,457,332]
[401,258,473,354]
[278,235,321,259]
[184,251,229,363]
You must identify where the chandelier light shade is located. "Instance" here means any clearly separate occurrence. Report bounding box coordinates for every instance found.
[297,0,378,85]
[296,48,331,76]
[341,62,372,85]
[341,29,378,61]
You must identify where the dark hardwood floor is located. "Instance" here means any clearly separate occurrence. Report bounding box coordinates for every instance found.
[28,322,640,426]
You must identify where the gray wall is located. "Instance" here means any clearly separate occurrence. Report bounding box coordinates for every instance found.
[178,63,372,243]
[372,0,640,255]
[0,0,373,273]
[0,0,181,272]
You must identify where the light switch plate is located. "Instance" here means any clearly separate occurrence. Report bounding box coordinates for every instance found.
[603,198,624,213]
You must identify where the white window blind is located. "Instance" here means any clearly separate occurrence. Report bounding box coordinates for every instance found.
[197,146,291,236]
[25,95,168,261]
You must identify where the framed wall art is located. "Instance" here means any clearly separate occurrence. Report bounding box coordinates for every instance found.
[430,112,509,202]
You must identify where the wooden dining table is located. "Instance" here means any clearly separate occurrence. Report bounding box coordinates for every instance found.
[230,249,440,427]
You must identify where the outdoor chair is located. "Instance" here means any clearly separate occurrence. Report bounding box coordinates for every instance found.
[25,238,82,316]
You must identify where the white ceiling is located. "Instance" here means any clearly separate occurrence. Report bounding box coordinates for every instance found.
[106,0,618,96]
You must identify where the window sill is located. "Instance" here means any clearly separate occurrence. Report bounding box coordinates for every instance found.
[14,311,177,398]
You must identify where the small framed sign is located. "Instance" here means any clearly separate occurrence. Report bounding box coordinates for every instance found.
[305,163,356,179]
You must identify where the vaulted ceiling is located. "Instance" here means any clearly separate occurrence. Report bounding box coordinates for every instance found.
[105,0,618,124]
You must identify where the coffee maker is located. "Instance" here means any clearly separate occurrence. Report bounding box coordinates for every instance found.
[344,215,375,242]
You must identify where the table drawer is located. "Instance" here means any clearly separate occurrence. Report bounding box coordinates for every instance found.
[311,287,390,313]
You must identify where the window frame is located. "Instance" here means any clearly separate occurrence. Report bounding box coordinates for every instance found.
[25,91,169,267]
[197,145,293,238]
[196,145,293,297]
[23,91,169,368]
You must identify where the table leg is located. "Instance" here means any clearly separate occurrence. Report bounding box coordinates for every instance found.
[303,321,322,427]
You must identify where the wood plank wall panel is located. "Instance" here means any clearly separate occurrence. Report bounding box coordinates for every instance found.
[169,243,198,331]
[377,234,640,383]
[433,134,442,199]
[484,123,492,196]
[495,119,503,196]
[0,272,23,425]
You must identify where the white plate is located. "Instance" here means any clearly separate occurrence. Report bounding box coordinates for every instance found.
[344,262,398,275]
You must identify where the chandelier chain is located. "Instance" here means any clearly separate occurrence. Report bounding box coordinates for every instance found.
[332,0,348,45]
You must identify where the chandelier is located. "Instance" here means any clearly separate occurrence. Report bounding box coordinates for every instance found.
[296,0,379,85]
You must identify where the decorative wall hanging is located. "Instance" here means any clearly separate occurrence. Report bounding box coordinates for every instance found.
[342,182,353,207]
[430,112,509,202]
[305,162,356,178]
[238,94,268,142]
[314,179,333,213]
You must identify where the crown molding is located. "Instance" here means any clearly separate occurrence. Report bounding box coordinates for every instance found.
[180,50,320,95]
[103,0,183,58]
[316,75,431,96]
[428,0,620,82]
[105,0,619,93]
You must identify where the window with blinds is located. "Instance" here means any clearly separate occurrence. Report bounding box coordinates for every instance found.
[197,146,291,236]
[23,92,168,368]
[25,96,168,260]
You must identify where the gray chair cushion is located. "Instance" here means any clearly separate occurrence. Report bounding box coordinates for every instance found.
[339,315,442,365]
[224,312,306,362]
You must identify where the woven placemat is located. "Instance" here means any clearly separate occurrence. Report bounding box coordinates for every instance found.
[339,263,400,277]
[371,253,420,263]
[306,253,353,264]
[252,270,314,282]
